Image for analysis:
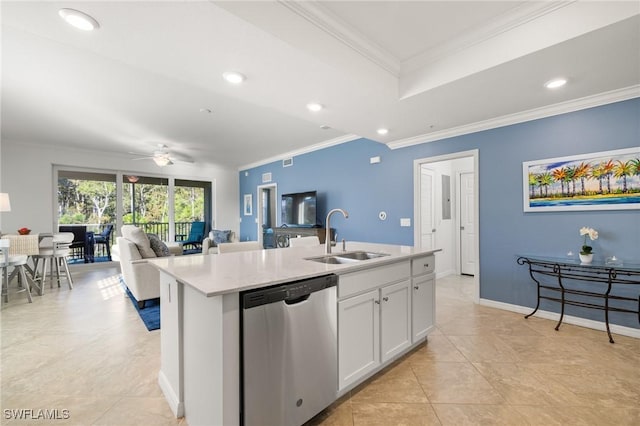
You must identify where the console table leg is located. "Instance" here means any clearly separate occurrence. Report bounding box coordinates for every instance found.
[524,263,541,319]
[604,278,615,344]
[554,269,565,331]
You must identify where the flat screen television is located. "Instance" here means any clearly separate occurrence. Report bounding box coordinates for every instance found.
[281,191,317,227]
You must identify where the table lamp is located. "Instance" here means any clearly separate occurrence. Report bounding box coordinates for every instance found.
[0,193,11,237]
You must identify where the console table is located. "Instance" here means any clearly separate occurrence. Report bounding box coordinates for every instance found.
[517,255,640,343]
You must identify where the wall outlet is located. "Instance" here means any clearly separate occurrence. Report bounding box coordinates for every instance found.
[400,218,411,227]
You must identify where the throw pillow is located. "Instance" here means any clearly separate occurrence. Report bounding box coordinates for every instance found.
[147,234,170,257]
[210,229,232,246]
[121,225,156,258]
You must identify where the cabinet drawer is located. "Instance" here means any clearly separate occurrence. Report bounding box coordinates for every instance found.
[412,255,435,276]
[338,261,410,299]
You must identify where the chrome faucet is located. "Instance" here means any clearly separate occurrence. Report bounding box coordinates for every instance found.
[325,208,349,254]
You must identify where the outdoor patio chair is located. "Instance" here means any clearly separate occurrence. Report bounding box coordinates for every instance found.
[93,224,114,261]
[180,221,206,251]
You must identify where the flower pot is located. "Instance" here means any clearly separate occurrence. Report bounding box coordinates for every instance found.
[579,253,593,264]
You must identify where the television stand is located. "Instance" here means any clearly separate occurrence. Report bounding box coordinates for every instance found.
[272,227,333,248]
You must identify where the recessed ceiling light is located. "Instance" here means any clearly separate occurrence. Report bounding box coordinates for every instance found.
[377,128,389,135]
[306,103,323,112]
[199,108,212,114]
[58,8,99,31]
[320,125,331,130]
[544,78,567,89]
[223,71,246,84]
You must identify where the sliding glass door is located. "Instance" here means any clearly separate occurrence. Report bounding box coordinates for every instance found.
[122,175,170,240]
[55,167,213,261]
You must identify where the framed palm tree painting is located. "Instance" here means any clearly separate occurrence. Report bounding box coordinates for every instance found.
[523,147,640,212]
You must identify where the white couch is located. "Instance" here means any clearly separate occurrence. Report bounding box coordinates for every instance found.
[117,225,183,308]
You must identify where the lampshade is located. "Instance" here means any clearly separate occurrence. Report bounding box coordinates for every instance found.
[0,193,10,212]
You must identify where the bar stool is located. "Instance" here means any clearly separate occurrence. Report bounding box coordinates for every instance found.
[1,239,35,303]
[32,232,74,293]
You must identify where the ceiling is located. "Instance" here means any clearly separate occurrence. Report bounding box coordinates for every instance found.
[2,1,639,169]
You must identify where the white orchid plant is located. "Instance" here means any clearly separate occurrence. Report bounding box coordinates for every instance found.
[579,227,598,255]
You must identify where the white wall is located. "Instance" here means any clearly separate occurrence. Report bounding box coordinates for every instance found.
[0,140,239,235]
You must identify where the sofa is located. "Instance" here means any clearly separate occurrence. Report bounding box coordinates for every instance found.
[202,230,238,254]
[117,225,182,308]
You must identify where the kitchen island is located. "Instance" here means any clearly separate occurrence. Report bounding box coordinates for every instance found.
[149,242,440,426]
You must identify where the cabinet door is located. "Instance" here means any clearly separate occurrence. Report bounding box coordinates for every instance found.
[338,289,380,391]
[412,274,435,343]
[380,280,411,363]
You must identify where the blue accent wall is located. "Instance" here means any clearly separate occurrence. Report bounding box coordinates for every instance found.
[240,98,640,328]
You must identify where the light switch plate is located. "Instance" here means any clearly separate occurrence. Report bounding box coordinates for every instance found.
[400,218,411,227]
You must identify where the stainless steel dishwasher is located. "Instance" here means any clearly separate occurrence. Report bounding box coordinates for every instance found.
[241,274,338,426]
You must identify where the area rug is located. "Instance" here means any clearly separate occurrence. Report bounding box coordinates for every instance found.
[121,279,161,331]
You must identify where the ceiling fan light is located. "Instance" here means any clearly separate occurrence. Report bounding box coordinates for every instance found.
[153,156,171,167]
[58,8,99,31]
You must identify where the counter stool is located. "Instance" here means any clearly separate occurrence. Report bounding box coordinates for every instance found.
[32,232,74,294]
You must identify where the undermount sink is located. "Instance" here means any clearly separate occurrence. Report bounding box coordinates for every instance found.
[306,251,390,264]
[335,251,389,260]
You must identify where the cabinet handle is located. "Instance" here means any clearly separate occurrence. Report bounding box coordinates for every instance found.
[374,299,380,304]
[424,263,429,268]
[414,286,419,290]
[382,297,389,302]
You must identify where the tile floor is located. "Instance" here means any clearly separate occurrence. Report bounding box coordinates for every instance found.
[1,265,639,425]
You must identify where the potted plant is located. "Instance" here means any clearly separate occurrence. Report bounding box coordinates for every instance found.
[579,226,598,264]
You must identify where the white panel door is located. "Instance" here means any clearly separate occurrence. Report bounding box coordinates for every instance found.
[460,172,475,275]
[420,167,436,249]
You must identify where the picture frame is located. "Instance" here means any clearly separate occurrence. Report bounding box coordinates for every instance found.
[244,194,253,216]
[523,147,640,212]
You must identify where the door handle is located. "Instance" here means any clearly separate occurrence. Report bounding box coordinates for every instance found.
[414,286,419,290]
[432,228,436,232]
[374,299,380,304]
[460,226,465,230]
[382,297,389,302]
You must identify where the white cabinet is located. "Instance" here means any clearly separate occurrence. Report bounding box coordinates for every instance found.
[380,280,411,362]
[411,255,435,343]
[337,255,437,393]
[338,289,380,390]
[412,275,435,343]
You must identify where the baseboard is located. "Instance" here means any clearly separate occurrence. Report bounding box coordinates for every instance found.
[479,298,640,339]
[158,371,184,418]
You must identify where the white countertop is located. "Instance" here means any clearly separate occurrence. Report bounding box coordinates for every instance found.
[149,242,440,297]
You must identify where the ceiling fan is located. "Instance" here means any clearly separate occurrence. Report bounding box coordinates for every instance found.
[129,144,193,167]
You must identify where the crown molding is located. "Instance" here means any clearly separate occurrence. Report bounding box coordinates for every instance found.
[238,134,360,171]
[403,1,572,74]
[277,0,400,77]
[388,86,640,150]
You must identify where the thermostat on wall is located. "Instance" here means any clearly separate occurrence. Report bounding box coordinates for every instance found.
[378,211,387,220]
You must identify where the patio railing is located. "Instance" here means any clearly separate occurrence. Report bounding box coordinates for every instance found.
[62,222,200,259]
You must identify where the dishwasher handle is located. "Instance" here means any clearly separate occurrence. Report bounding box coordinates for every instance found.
[284,294,310,305]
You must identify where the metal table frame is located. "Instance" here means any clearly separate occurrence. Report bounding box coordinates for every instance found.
[517,255,640,343]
